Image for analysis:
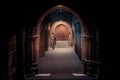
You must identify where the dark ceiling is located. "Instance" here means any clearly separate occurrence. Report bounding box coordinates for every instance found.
[48,9,73,24]
[1,0,107,31]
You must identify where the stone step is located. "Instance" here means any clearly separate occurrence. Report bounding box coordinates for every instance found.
[56,41,71,48]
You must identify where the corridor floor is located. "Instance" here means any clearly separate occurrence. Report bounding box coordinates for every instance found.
[38,47,84,73]
[26,41,94,80]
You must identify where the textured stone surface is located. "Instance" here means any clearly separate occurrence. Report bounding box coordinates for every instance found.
[38,47,84,73]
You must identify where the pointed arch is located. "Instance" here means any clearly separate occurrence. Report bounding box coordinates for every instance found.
[36,5,88,35]
[36,5,96,61]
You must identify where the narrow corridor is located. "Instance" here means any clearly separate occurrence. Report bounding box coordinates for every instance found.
[26,41,94,80]
[2,2,107,80]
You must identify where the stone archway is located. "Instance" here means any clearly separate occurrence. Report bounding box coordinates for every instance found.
[36,5,89,60]
[50,21,73,47]
[36,5,99,67]
[55,24,68,41]
[33,5,101,78]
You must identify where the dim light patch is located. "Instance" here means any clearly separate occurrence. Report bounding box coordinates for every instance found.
[72,73,87,76]
[35,73,51,76]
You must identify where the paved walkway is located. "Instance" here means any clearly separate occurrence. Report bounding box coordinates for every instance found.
[26,41,94,80]
[38,47,84,73]
[26,48,94,80]
[55,41,71,48]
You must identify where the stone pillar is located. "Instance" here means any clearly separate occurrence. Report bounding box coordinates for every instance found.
[31,35,39,74]
[25,26,39,75]
[39,25,48,57]
[8,35,17,80]
[39,33,46,57]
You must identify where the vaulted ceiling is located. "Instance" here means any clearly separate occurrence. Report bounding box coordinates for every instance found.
[48,9,73,24]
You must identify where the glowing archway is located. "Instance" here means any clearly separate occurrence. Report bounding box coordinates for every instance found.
[36,5,91,60]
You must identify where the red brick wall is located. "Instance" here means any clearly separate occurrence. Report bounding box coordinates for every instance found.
[55,25,68,41]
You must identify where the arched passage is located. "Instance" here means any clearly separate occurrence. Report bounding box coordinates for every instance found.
[36,5,89,60]
[55,24,68,41]
[33,4,100,79]
[3,1,105,80]
[49,20,73,48]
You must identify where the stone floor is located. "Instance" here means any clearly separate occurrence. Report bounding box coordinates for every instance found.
[26,73,94,80]
[55,41,71,48]
[26,41,94,80]
[38,47,84,73]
